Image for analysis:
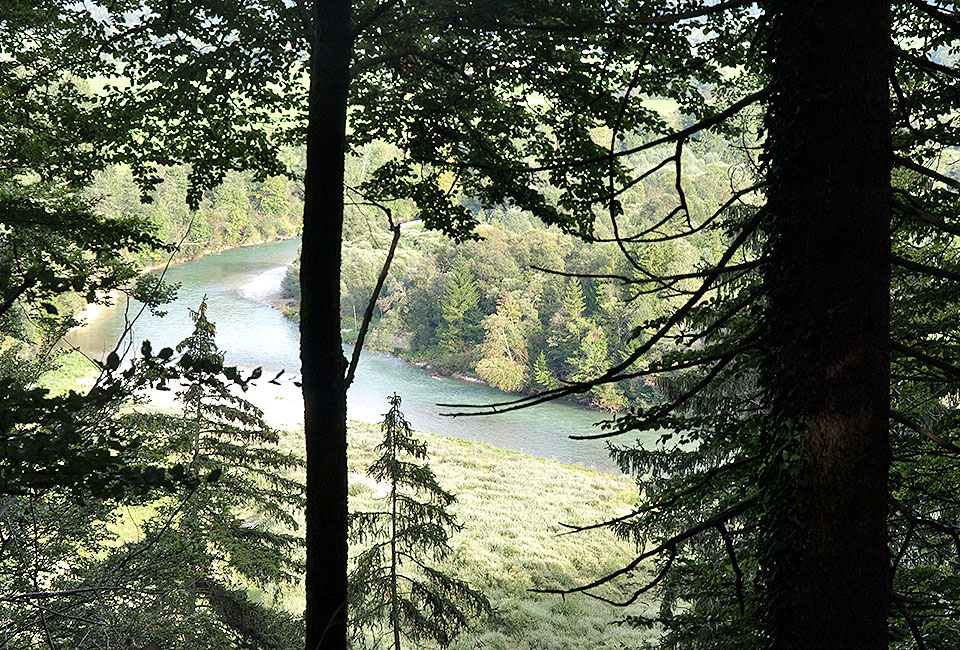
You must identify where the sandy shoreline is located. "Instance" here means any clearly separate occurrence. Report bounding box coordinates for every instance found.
[69,290,121,331]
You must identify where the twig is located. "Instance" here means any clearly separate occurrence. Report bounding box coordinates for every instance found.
[717,522,745,613]
[537,494,759,597]
[891,411,960,453]
[894,154,960,192]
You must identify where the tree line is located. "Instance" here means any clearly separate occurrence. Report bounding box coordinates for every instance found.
[91,163,303,267]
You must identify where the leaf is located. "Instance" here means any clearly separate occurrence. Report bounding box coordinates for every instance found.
[141,340,153,357]
[249,367,262,380]
[207,467,222,483]
[106,351,120,371]
[158,347,174,360]
[41,302,58,315]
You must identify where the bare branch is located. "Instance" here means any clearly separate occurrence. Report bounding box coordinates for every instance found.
[894,154,960,191]
[547,548,677,607]
[891,255,960,283]
[629,182,764,244]
[893,196,960,237]
[439,209,766,415]
[558,453,761,534]
[538,494,760,597]
[891,340,960,379]
[907,0,960,32]
[345,222,401,389]
[467,88,769,174]
[0,585,167,603]
[529,265,634,284]
[571,350,738,440]
[894,594,929,650]
[717,522,746,613]
[891,410,960,453]
[892,498,960,558]
[895,46,960,81]
[0,275,37,319]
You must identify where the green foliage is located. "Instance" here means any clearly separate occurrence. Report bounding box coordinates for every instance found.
[350,395,489,649]
[438,257,482,356]
[89,165,302,266]
[494,4,960,649]
[476,292,530,392]
[0,303,305,649]
[0,186,180,497]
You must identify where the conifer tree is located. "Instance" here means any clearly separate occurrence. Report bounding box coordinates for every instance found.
[124,298,305,649]
[349,394,488,650]
[438,257,481,355]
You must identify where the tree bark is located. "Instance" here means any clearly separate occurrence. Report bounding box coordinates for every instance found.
[763,2,892,649]
[301,2,352,649]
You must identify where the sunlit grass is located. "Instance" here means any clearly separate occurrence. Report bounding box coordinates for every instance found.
[36,350,98,395]
[40,358,658,648]
[280,420,658,650]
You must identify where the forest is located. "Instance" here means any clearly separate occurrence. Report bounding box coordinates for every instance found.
[3,2,960,650]
[275,135,734,411]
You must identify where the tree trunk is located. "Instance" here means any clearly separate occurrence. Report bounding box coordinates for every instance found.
[390,431,401,650]
[763,2,892,649]
[301,2,352,649]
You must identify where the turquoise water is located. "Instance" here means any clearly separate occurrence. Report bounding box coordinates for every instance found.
[69,239,650,472]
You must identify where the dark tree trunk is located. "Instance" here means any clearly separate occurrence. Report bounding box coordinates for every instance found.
[763,2,891,649]
[301,2,352,649]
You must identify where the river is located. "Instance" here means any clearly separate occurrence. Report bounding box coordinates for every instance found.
[68,238,650,472]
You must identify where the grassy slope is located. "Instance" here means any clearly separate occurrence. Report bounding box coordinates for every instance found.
[280,421,657,650]
[36,350,99,394]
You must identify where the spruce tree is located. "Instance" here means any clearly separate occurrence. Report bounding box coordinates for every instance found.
[438,257,481,355]
[124,299,305,649]
[349,394,488,650]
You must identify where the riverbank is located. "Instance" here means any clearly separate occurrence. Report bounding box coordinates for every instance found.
[141,233,299,274]
[67,235,299,333]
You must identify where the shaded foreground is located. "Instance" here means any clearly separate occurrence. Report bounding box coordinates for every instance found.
[40,354,656,647]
